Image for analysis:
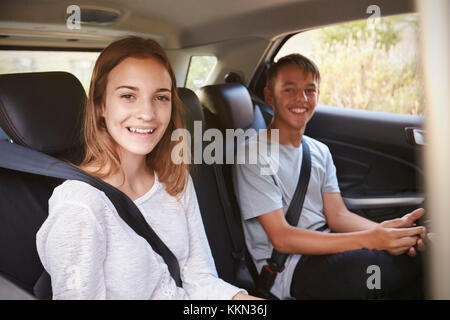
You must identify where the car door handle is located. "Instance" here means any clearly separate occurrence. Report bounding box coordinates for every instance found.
[343,195,424,210]
[405,127,426,146]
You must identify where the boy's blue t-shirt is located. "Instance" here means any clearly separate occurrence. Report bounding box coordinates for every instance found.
[233,133,340,299]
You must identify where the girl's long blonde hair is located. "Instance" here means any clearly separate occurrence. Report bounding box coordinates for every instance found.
[79,36,189,196]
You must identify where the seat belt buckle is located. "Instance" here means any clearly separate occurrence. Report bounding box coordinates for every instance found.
[257,262,279,298]
[257,266,277,297]
[267,258,285,273]
[263,265,276,274]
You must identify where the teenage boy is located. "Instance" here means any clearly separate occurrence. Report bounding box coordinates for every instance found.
[233,54,426,299]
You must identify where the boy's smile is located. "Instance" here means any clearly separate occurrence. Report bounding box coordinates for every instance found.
[265,65,319,135]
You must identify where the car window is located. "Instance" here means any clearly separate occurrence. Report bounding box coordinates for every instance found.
[275,13,424,116]
[0,50,100,92]
[185,55,217,91]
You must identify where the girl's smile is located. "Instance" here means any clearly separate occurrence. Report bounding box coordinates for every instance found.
[102,57,172,160]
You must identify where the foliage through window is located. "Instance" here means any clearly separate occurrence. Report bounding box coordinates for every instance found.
[275,13,424,116]
[185,56,217,91]
[0,51,100,93]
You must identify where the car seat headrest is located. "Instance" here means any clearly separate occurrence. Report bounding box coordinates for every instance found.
[0,72,86,154]
[198,83,254,131]
[177,87,204,134]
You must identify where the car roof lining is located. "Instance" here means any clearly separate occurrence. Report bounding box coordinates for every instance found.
[0,0,416,50]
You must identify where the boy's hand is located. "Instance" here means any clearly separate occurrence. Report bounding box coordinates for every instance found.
[381,208,424,229]
[380,208,428,256]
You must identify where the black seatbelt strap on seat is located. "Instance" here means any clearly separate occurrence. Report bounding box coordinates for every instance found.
[0,140,182,289]
[212,164,245,260]
[257,139,313,299]
[212,163,254,289]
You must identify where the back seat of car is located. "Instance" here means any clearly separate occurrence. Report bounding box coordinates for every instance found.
[196,83,268,217]
[197,83,267,209]
[0,72,86,299]
[198,83,267,133]
[196,82,270,286]
[177,87,256,293]
[0,72,258,299]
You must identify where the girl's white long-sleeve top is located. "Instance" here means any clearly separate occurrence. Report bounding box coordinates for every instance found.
[36,174,245,299]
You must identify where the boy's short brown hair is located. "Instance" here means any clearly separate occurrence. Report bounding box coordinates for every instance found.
[266,53,321,90]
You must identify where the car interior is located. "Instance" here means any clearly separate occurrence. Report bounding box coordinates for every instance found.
[0,0,449,299]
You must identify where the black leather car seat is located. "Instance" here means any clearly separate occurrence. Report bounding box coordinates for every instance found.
[196,83,268,288]
[0,71,86,299]
[178,87,256,293]
[198,83,267,133]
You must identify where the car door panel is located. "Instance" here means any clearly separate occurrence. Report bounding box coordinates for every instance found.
[305,105,424,222]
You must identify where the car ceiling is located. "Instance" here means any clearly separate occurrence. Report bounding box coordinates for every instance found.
[0,0,416,50]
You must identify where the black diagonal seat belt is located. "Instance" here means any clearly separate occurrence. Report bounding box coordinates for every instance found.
[0,140,182,293]
[257,139,319,299]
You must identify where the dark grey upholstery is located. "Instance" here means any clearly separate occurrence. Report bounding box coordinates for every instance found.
[198,83,266,132]
[198,83,254,131]
[0,72,86,155]
[0,72,87,299]
[178,86,255,292]
[197,83,270,291]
